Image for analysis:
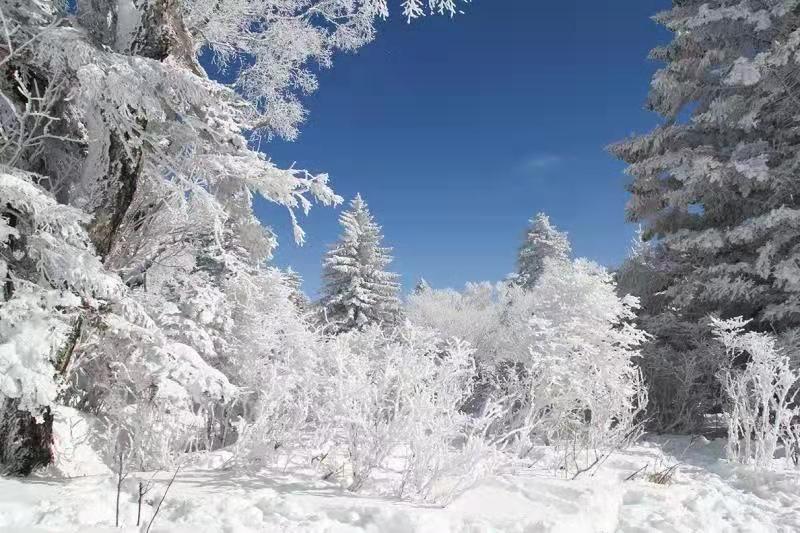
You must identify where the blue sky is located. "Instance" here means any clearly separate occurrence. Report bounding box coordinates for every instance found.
[256,0,672,296]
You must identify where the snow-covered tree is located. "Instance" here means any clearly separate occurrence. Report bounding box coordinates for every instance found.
[516,259,648,464]
[615,229,723,432]
[413,277,431,294]
[611,0,799,325]
[610,0,800,431]
[515,213,571,288]
[0,0,472,474]
[407,281,503,364]
[319,194,400,333]
[0,168,124,474]
[283,267,309,310]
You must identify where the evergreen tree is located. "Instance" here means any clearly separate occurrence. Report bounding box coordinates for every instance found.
[413,277,431,294]
[320,195,401,333]
[283,267,310,310]
[515,213,571,288]
[611,0,800,430]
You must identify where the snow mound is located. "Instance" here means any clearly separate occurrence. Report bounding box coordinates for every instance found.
[46,406,111,478]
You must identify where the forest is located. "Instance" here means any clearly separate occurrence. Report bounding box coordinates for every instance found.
[2,1,800,531]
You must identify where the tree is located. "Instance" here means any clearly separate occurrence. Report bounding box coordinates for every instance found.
[0,168,124,474]
[515,213,571,288]
[413,277,431,295]
[407,281,503,364]
[319,194,400,333]
[0,0,471,473]
[283,267,310,310]
[610,0,800,431]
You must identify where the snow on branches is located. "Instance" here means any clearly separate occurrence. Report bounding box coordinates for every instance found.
[713,317,800,469]
[514,212,571,288]
[409,221,648,475]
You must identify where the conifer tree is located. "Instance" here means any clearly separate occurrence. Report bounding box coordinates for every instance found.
[283,267,310,310]
[611,0,800,430]
[320,195,401,333]
[515,213,571,288]
[413,277,431,294]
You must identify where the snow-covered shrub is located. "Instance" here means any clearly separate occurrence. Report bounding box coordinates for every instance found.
[69,311,238,470]
[319,325,498,502]
[502,259,649,473]
[409,256,649,476]
[0,169,124,414]
[406,281,503,364]
[713,317,800,468]
[395,336,503,503]
[209,264,323,461]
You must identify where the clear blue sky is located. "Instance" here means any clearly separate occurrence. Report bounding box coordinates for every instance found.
[255,0,672,296]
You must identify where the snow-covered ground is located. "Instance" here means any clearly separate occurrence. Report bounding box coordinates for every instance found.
[2,429,800,533]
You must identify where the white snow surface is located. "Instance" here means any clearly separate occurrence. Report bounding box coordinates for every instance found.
[2,436,800,532]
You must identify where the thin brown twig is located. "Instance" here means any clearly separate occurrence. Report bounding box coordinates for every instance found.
[145,465,180,533]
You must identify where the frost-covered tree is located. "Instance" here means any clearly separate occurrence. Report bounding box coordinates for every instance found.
[0,169,124,474]
[610,0,800,431]
[319,194,400,333]
[283,267,309,310]
[413,277,431,294]
[515,213,571,288]
[0,0,471,474]
[615,229,724,432]
[407,281,503,364]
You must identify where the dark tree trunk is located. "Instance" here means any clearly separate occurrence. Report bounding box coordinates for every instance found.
[0,399,54,476]
[1,204,54,476]
[86,130,143,259]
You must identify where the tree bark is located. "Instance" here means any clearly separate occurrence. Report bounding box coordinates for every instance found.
[0,400,54,476]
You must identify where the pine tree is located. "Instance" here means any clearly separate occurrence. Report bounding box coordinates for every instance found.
[515,213,571,288]
[610,0,800,430]
[320,194,401,333]
[413,277,431,294]
[283,267,310,310]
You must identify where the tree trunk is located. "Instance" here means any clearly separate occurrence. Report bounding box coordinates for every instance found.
[0,204,54,476]
[0,400,54,476]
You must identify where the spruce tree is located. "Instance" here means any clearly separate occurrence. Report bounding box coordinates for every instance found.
[611,0,800,430]
[515,213,571,288]
[320,194,401,333]
[284,267,310,310]
[413,277,431,294]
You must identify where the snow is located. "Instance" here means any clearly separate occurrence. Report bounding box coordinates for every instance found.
[3,436,800,532]
[163,342,236,403]
[47,406,111,478]
[726,58,762,87]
